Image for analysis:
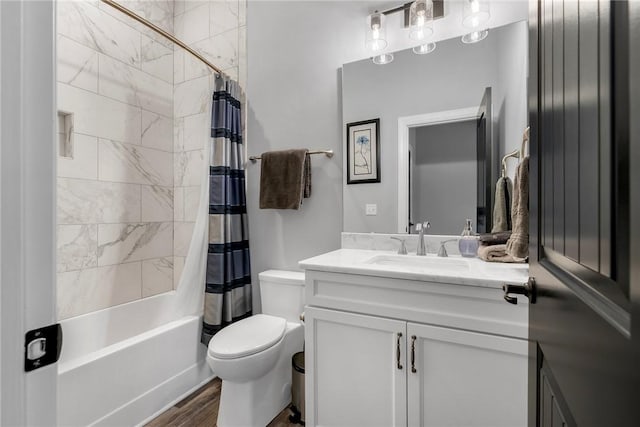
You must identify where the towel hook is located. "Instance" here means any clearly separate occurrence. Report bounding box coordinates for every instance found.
[519,127,530,159]
[501,149,520,178]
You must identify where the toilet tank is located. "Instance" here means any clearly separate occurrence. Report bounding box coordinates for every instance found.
[259,270,305,323]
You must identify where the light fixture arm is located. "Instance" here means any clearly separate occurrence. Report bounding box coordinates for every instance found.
[378,0,444,27]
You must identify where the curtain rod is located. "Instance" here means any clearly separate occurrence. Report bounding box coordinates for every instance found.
[249,150,335,163]
[99,0,222,75]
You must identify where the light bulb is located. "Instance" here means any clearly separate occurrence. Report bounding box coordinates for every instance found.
[462,0,490,29]
[409,0,433,41]
[366,11,387,51]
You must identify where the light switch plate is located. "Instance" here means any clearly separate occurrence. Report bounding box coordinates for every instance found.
[365,204,377,216]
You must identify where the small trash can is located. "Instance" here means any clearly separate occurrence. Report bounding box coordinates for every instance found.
[290,351,305,425]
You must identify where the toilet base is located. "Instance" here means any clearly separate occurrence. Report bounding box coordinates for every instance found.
[216,323,303,427]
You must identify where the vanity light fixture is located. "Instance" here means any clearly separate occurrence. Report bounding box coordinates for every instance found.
[367,1,444,64]
[412,42,436,54]
[366,11,388,52]
[461,0,490,44]
[373,53,395,64]
[409,0,434,41]
[461,29,489,44]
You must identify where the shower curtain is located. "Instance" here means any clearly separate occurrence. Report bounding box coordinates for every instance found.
[201,75,252,345]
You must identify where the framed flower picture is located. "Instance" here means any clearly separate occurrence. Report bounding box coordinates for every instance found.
[346,118,380,184]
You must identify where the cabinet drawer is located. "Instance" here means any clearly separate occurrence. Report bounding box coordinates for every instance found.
[306,270,528,339]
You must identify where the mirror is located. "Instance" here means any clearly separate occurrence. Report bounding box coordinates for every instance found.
[342,20,528,235]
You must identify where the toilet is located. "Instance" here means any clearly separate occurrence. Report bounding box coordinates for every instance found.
[206,270,305,427]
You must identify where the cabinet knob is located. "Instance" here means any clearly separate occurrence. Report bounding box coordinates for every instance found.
[502,277,536,305]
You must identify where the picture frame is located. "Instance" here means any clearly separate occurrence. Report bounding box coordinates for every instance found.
[346,118,381,184]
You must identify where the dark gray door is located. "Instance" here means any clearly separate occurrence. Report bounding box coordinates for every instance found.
[526,0,640,425]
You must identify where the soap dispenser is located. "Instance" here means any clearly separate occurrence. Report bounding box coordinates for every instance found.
[458,219,479,257]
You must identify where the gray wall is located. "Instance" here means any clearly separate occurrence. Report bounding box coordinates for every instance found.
[246,1,528,311]
[246,1,370,311]
[496,20,529,179]
[412,120,477,235]
[342,22,528,233]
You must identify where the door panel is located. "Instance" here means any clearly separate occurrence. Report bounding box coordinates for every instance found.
[305,307,407,427]
[539,357,573,427]
[529,1,640,425]
[576,0,601,273]
[406,323,527,427]
[562,0,579,263]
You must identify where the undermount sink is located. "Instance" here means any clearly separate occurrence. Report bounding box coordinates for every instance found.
[365,254,470,272]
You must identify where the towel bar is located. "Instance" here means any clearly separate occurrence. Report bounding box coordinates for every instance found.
[249,150,334,163]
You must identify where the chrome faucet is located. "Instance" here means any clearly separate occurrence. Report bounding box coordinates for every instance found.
[390,237,408,255]
[437,239,458,257]
[416,221,431,256]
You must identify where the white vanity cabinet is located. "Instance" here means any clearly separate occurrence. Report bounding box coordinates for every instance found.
[406,322,527,427]
[306,308,407,427]
[303,269,529,427]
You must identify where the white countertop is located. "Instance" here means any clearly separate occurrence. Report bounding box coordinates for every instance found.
[299,249,529,289]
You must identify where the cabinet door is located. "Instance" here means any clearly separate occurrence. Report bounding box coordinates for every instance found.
[406,323,527,427]
[305,307,407,427]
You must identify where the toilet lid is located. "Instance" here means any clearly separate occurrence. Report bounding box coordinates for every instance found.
[208,314,286,359]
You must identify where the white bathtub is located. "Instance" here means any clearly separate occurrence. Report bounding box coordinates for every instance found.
[57,293,214,426]
[58,148,214,426]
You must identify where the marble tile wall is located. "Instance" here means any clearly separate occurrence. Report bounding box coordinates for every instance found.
[56,0,246,320]
[172,0,247,287]
[56,0,176,320]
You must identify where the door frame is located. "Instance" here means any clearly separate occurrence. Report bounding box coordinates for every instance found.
[397,107,478,233]
[0,0,58,424]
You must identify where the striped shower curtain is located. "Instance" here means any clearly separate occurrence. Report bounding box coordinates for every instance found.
[201,75,252,345]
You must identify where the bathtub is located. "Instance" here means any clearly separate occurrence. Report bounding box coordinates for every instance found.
[58,143,214,426]
[57,295,213,426]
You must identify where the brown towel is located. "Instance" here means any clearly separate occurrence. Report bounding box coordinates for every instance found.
[478,243,523,263]
[259,149,311,209]
[479,231,512,245]
[506,156,529,259]
[491,176,513,232]
[303,152,312,198]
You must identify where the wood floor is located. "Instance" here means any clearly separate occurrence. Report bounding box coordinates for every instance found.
[145,378,299,427]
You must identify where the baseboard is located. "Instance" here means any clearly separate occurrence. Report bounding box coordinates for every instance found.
[92,360,215,427]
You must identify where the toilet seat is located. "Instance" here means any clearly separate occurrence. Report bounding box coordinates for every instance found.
[208,314,286,360]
